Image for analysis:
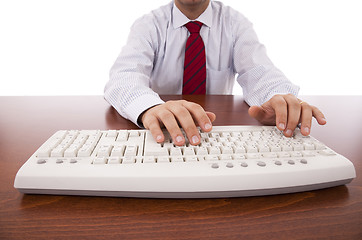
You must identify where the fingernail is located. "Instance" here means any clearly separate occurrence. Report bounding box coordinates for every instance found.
[204,123,212,130]
[278,123,285,130]
[285,129,293,136]
[191,135,199,144]
[156,135,162,142]
[322,118,327,123]
[176,135,183,143]
[303,127,310,134]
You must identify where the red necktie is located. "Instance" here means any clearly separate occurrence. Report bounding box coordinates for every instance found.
[182,21,206,95]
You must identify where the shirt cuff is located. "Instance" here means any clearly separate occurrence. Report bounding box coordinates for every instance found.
[124,95,165,127]
[264,86,300,104]
[245,84,300,107]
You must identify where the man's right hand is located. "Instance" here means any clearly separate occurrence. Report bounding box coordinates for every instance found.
[141,100,216,146]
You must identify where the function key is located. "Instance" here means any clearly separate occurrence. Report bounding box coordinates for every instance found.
[56,159,64,164]
[274,161,282,166]
[240,162,248,167]
[318,149,336,156]
[129,131,140,137]
[106,130,117,137]
[300,159,308,164]
[143,156,156,163]
[211,163,219,169]
[116,131,129,141]
[122,156,136,164]
[37,159,47,164]
[108,157,121,164]
[257,161,266,167]
[93,157,107,164]
[70,159,77,164]
[226,162,234,168]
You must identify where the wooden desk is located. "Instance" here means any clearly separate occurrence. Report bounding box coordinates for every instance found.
[0,95,361,239]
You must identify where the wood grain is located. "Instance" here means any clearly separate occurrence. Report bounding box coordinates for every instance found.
[0,95,361,240]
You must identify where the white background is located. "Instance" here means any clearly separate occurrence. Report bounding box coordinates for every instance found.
[1,0,361,96]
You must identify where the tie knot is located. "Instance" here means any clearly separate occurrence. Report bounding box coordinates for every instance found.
[185,21,202,34]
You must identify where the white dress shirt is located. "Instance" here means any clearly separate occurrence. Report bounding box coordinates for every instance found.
[104,0,299,126]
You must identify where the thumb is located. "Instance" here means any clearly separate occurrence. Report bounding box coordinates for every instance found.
[248,106,266,122]
[206,111,216,123]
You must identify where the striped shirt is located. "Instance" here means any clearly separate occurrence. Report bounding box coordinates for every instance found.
[104,0,299,126]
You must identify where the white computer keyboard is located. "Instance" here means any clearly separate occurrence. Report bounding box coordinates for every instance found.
[14,126,356,198]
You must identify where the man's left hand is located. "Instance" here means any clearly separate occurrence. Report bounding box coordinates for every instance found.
[248,94,327,137]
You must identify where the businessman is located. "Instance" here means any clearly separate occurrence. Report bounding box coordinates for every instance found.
[105,0,326,146]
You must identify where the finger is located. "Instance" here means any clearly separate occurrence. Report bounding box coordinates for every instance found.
[206,111,217,123]
[168,103,201,145]
[143,114,165,143]
[284,95,301,137]
[183,101,214,133]
[157,108,185,146]
[269,95,288,131]
[312,106,327,125]
[299,103,313,136]
[248,105,267,122]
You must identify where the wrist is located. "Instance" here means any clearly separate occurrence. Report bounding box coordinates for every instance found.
[137,104,161,128]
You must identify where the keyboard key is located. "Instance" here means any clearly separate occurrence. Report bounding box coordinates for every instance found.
[226,162,234,168]
[219,155,232,161]
[211,163,219,169]
[122,156,136,164]
[314,142,326,150]
[157,156,170,163]
[37,159,47,164]
[170,147,182,156]
[233,154,246,160]
[290,151,303,157]
[262,152,278,158]
[205,156,219,161]
[77,146,93,157]
[221,146,233,154]
[185,156,198,162]
[303,143,315,150]
[278,152,290,158]
[300,159,308,164]
[246,153,261,159]
[302,151,316,157]
[108,157,121,164]
[116,131,128,141]
[171,156,184,162]
[143,156,156,163]
[111,145,125,157]
[64,145,79,157]
[93,157,107,164]
[51,147,65,157]
[124,145,138,156]
[69,159,77,164]
[196,147,208,155]
[258,144,270,152]
[240,162,248,167]
[318,149,337,156]
[36,147,52,157]
[97,145,113,157]
[183,148,195,156]
[208,146,221,155]
[257,161,266,167]
[234,146,246,153]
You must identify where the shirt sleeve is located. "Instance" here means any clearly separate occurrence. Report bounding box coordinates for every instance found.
[104,16,164,127]
[232,14,300,106]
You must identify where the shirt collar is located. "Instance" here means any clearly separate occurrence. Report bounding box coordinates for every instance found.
[172,0,213,29]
